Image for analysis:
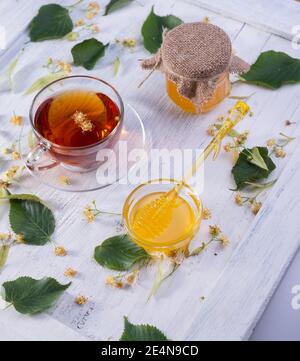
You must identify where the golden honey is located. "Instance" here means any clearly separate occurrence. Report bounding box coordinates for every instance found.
[166,72,231,114]
[123,180,202,254]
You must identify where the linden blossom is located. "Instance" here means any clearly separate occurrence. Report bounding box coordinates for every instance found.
[100,346,135,359]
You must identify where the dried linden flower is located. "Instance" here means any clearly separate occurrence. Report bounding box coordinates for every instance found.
[12,150,21,160]
[54,246,67,257]
[209,225,221,237]
[207,125,216,136]
[235,192,243,206]
[105,276,123,289]
[57,61,72,74]
[223,143,232,153]
[126,270,138,286]
[91,24,100,33]
[267,139,276,147]
[84,206,95,223]
[15,234,25,243]
[75,19,85,27]
[2,166,19,182]
[2,147,10,155]
[64,267,77,277]
[75,295,88,305]
[219,235,230,247]
[88,1,100,11]
[59,175,71,185]
[11,114,23,126]
[72,111,94,133]
[0,233,10,241]
[252,201,262,215]
[275,148,286,158]
[202,16,210,24]
[202,207,212,220]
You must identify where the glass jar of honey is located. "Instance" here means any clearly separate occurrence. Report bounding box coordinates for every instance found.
[167,72,231,114]
[122,179,202,255]
[141,22,249,114]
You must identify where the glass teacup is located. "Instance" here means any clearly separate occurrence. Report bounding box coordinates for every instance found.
[27,75,124,173]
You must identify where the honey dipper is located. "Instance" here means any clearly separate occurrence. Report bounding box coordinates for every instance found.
[131,101,250,239]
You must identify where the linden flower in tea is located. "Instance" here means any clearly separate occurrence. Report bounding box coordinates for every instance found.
[34,90,120,147]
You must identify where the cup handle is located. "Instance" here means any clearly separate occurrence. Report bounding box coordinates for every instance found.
[26,143,59,171]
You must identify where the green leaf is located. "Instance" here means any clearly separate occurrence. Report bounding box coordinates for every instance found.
[1,193,42,203]
[161,15,183,29]
[29,4,73,42]
[0,245,10,270]
[120,317,169,341]
[104,0,134,15]
[9,199,55,245]
[247,147,269,170]
[2,277,71,314]
[25,71,65,94]
[71,38,108,70]
[142,6,183,54]
[232,147,276,189]
[94,234,150,271]
[242,51,300,89]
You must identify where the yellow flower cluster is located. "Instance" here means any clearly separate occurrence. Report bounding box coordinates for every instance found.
[202,207,212,220]
[86,2,100,19]
[59,175,71,186]
[75,295,88,305]
[2,166,20,183]
[84,205,95,223]
[116,38,137,48]
[105,270,138,289]
[54,246,67,257]
[64,267,77,277]
[11,114,23,126]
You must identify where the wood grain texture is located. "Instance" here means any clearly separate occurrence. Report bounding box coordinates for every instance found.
[185,0,300,40]
[0,0,300,341]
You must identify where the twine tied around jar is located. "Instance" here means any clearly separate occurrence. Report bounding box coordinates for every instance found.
[139,22,250,113]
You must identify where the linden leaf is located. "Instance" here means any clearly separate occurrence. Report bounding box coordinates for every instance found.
[25,71,66,94]
[1,277,71,314]
[247,147,268,171]
[94,234,150,271]
[242,51,300,89]
[120,317,169,341]
[29,4,73,42]
[1,193,42,203]
[142,6,183,53]
[232,147,276,189]
[71,38,108,70]
[0,245,10,270]
[9,198,55,245]
[104,0,134,15]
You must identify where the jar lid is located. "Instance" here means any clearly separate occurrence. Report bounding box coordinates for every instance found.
[162,22,232,80]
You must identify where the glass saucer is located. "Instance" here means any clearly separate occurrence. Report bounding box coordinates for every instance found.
[20,103,149,192]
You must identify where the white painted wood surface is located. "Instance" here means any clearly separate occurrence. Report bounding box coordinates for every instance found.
[186,0,300,40]
[0,0,300,341]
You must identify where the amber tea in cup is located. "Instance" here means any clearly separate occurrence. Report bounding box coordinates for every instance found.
[27,76,124,172]
[35,90,120,147]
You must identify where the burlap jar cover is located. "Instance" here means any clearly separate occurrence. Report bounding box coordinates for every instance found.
[141,22,250,113]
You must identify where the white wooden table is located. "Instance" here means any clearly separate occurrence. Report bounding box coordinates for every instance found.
[0,0,300,341]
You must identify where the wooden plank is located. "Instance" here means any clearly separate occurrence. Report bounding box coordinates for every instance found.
[184,129,300,340]
[185,0,300,40]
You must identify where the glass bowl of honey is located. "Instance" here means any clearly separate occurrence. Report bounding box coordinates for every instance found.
[122,179,202,254]
[21,75,148,192]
